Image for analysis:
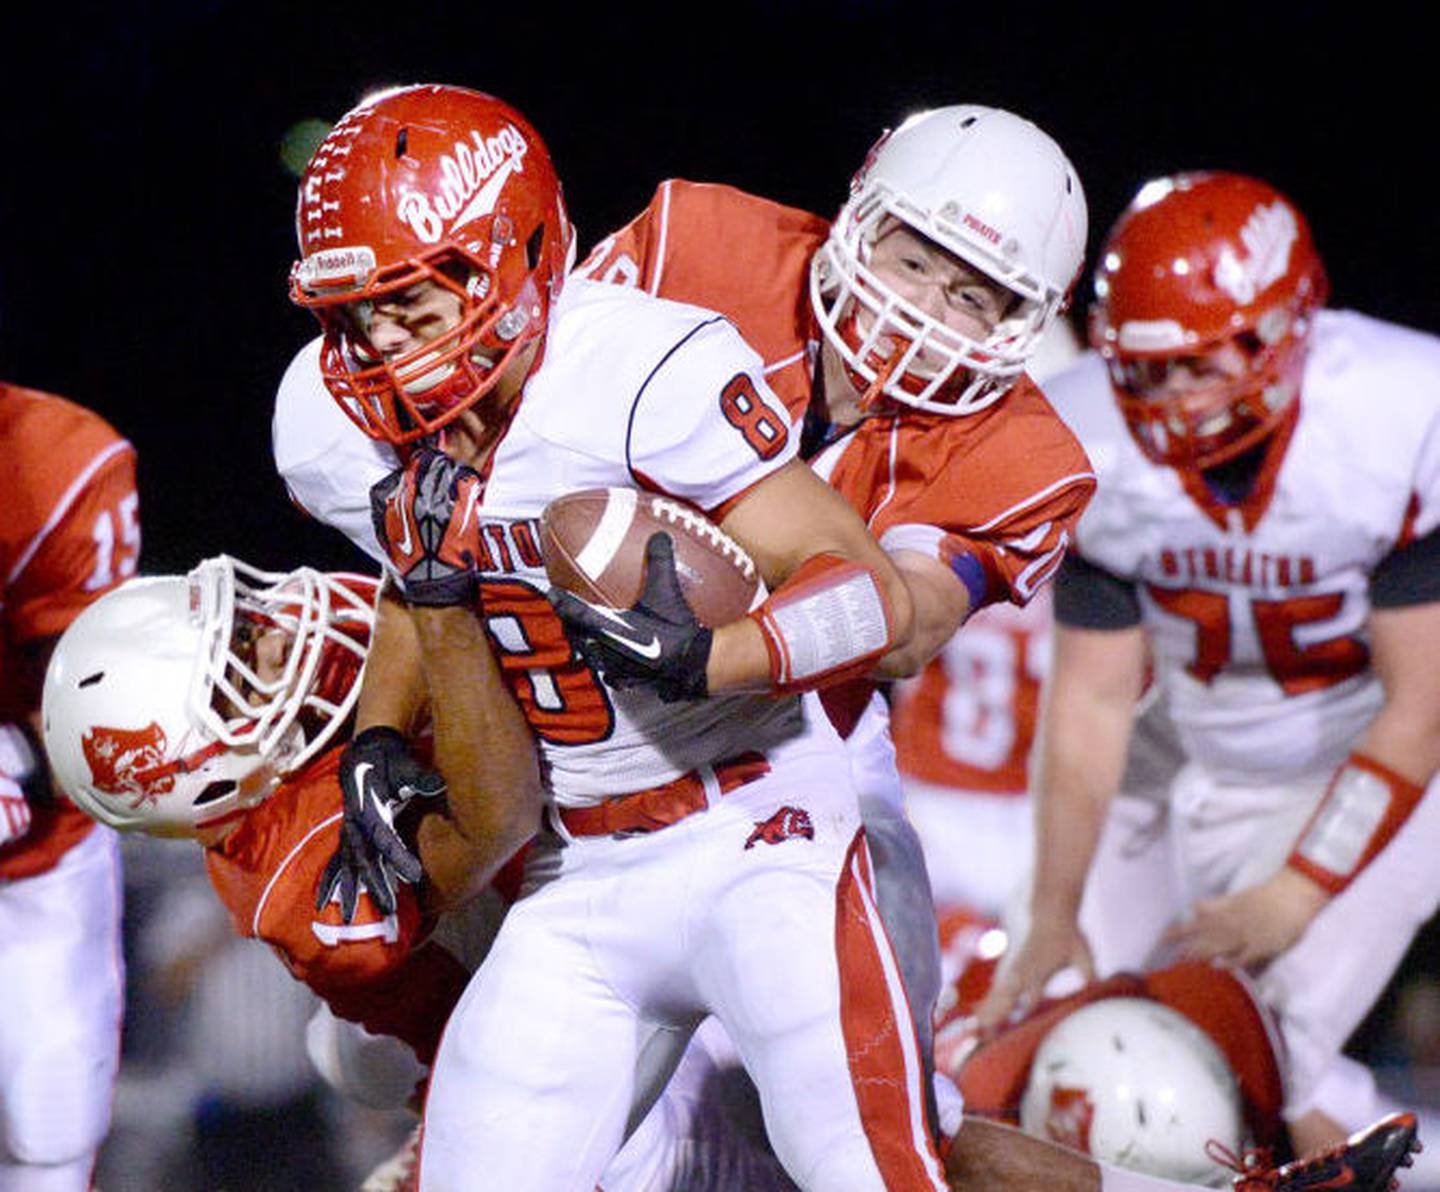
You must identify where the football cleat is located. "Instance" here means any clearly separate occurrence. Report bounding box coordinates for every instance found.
[1217,1111,1419,1192]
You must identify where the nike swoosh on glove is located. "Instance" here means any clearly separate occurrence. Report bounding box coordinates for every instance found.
[316,726,447,923]
[371,448,484,607]
[548,533,712,703]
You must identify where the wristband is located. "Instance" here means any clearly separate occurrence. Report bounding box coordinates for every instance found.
[1286,751,1426,895]
[748,553,893,694]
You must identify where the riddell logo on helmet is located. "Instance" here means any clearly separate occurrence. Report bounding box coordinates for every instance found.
[1043,1086,1096,1154]
[298,246,379,291]
[396,125,530,245]
[82,723,173,807]
[1213,202,1297,305]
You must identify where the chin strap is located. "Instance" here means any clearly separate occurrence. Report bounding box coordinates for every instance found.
[856,339,907,411]
[1286,751,1426,896]
[749,553,894,694]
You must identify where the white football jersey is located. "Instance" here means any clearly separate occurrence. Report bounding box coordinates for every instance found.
[274,278,823,804]
[273,336,398,568]
[1047,311,1440,784]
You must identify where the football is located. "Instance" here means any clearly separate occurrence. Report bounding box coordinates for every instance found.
[540,488,760,627]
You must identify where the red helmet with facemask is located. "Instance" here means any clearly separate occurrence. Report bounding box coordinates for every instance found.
[290,84,573,444]
[1091,172,1328,469]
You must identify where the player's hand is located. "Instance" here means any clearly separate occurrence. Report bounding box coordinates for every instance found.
[548,533,713,703]
[370,447,483,607]
[974,916,1095,1033]
[316,726,447,923]
[0,774,34,849]
[1164,868,1329,968]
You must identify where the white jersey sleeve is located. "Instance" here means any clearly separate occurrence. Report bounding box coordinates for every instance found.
[621,315,796,512]
[500,279,798,518]
[272,337,400,569]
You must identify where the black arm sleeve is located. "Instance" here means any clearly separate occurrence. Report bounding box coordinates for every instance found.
[1053,551,1143,629]
[1370,523,1440,608]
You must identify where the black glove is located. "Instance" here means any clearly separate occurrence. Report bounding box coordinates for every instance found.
[370,448,483,607]
[315,726,447,922]
[548,533,712,703]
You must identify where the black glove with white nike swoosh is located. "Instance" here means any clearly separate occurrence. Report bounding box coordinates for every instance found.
[316,726,447,922]
[549,533,713,702]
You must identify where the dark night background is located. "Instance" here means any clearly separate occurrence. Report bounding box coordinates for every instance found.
[5,3,1440,1138]
[4,3,1436,577]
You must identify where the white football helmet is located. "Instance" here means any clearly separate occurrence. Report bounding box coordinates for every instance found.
[43,556,374,838]
[1019,997,1244,1186]
[811,104,1087,415]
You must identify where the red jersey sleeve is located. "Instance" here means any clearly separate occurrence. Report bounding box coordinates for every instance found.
[580,180,825,419]
[1,386,140,647]
[1,385,139,879]
[825,378,1096,609]
[205,752,469,1062]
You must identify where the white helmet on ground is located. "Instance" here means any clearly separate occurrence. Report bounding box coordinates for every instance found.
[811,104,1087,415]
[43,556,374,838]
[1019,997,1244,1186]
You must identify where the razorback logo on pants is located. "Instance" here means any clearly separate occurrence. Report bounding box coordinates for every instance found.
[743,806,814,849]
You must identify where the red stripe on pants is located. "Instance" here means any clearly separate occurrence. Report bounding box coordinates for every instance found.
[834,830,946,1189]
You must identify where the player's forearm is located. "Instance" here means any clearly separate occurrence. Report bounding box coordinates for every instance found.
[701,553,915,695]
[416,812,497,912]
[707,459,915,695]
[1028,633,1144,919]
[356,585,429,735]
[871,549,971,679]
[1029,752,1115,922]
[411,606,542,882]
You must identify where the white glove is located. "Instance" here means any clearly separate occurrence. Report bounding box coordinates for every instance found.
[1,774,33,848]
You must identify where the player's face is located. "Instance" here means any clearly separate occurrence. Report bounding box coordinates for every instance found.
[1121,337,1252,421]
[213,619,291,720]
[867,223,1016,343]
[347,280,465,359]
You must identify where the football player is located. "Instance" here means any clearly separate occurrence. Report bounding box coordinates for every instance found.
[978,172,1440,1159]
[574,104,1095,1115]
[40,557,500,1068]
[1,378,138,1191]
[282,82,949,1190]
[275,89,1423,1192]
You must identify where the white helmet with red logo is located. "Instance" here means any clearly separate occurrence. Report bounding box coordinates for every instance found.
[1019,997,1244,1185]
[43,557,374,838]
[289,83,574,444]
[811,104,1087,415]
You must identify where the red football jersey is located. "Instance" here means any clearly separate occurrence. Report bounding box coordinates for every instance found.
[890,589,1052,796]
[583,182,1093,735]
[581,180,1096,608]
[1,383,139,879]
[204,748,472,1063]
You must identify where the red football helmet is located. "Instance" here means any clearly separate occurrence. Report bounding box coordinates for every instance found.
[1091,172,1327,469]
[290,84,574,444]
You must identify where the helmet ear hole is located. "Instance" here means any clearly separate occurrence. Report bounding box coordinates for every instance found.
[395,127,408,158]
[194,780,237,807]
[525,223,546,271]
[79,672,105,688]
